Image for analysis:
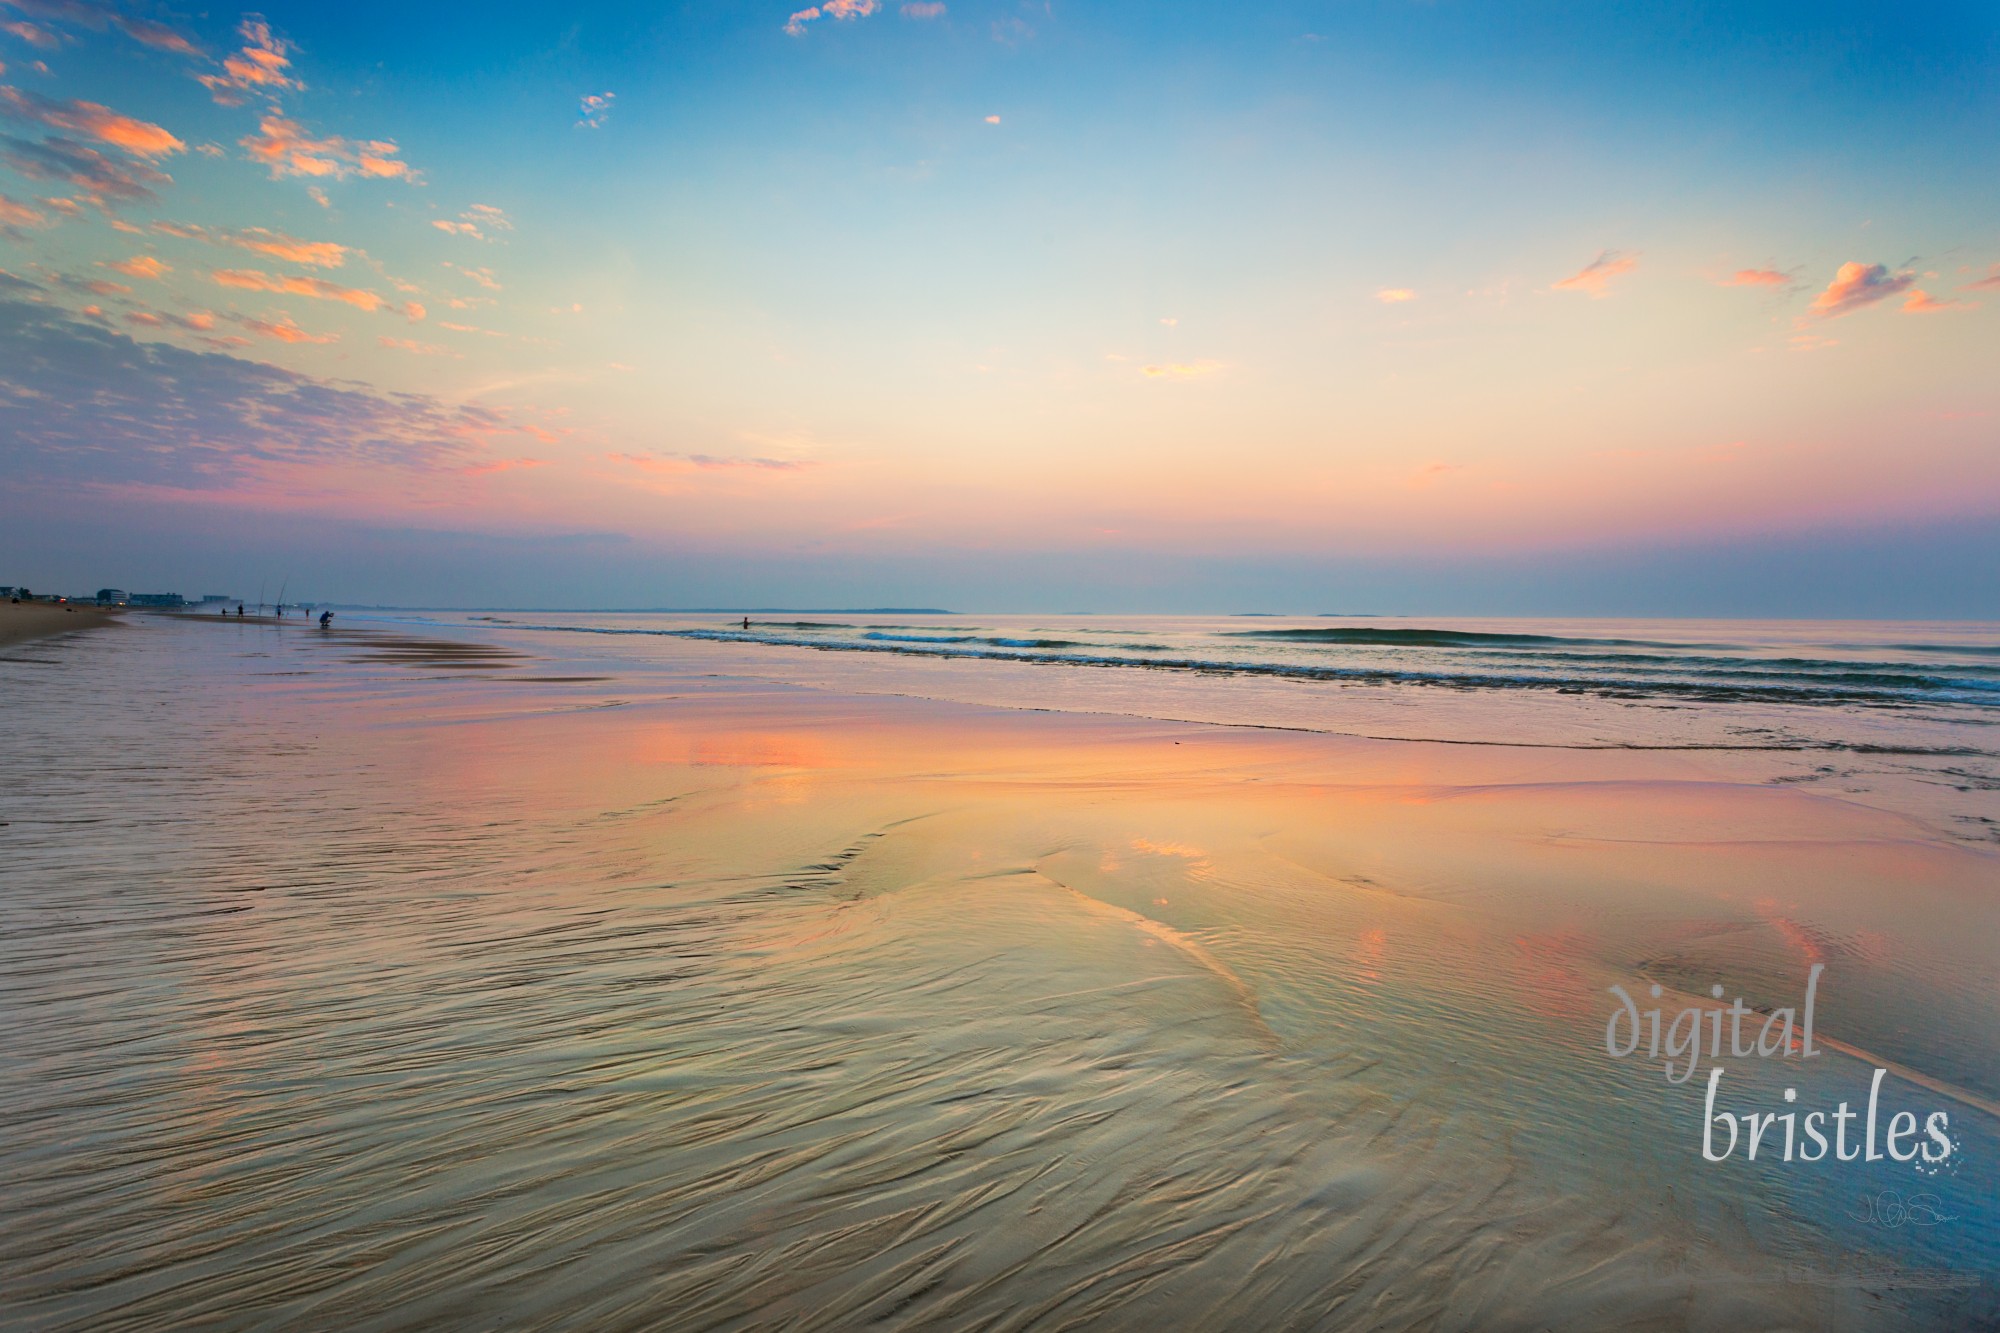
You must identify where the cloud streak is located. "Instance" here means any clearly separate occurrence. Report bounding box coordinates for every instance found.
[212,268,423,320]
[1552,250,1638,298]
[1720,267,1792,288]
[0,85,184,156]
[154,220,351,267]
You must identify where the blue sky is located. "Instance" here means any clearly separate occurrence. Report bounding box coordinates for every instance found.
[2,0,1996,611]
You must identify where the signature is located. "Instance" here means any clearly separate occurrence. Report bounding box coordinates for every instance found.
[1849,1190,1956,1228]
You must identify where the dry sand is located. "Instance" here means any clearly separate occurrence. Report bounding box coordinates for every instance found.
[0,601,121,649]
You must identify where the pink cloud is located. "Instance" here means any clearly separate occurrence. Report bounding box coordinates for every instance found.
[2,19,61,49]
[0,86,185,157]
[127,222,350,268]
[444,262,501,291]
[379,335,450,355]
[0,189,48,232]
[236,311,338,344]
[1963,264,2000,293]
[239,115,417,183]
[212,267,389,312]
[197,17,301,105]
[1902,289,1972,314]
[577,93,614,130]
[902,1,945,15]
[1553,250,1639,298]
[1805,261,1915,320]
[431,204,511,241]
[1721,267,1791,288]
[1374,287,1417,303]
[103,253,168,280]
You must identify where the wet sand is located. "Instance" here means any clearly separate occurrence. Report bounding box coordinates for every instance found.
[1,617,1993,1329]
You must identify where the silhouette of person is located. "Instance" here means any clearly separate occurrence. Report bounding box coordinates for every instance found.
[319,610,333,627]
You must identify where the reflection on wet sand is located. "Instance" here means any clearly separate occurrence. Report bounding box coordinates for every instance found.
[0,619,1993,1329]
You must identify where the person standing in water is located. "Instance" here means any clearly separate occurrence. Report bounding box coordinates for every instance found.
[741,616,750,630]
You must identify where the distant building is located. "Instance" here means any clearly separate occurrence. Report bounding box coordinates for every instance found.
[129,593,186,607]
[196,594,232,604]
[96,589,130,604]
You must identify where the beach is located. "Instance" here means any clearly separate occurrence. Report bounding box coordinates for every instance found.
[0,601,122,650]
[1,614,1994,1330]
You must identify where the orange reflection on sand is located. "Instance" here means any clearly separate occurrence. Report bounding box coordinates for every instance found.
[1353,926,1388,987]
[634,725,838,770]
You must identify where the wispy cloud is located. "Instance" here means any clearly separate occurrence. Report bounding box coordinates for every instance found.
[1804,261,1914,320]
[103,253,168,280]
[2,1,202,57]
[212,268,422,319]
[0,188,48,235]
[785,0,878,37]
[1374,287,1417,304]
[52,271,131,297]
[1962,264,2000,293]
[197,16,301,105]
[1553,250,1638,298]
[443,262,500,291]
[151,220,349,267]
[613,451,813,473]
[2,19,61,49]
[431,203,512,241]
[0,132,168,207]
[1902,289,1972,314]
[378,334,450,355]
[462,457,548,477]
[901,2,945,15]
[1140,361,1221,380]
[236,311,337,344]
[0,293,511,491]
[576,92,613,130]
[0,85,184,155]
[240,115,417,183]
[115,16,202,58]
[1719,267,1793,288]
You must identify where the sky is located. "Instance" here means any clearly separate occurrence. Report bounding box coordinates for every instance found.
[1,0,1996,613]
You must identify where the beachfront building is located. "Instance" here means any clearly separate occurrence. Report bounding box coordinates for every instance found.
[96,589,129,604]
[129,593,186,607]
